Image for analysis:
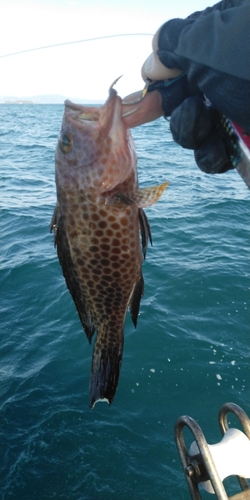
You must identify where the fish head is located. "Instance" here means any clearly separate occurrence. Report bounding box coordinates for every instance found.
[55,86,137,195]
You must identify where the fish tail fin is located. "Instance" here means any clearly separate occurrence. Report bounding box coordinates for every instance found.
[89,326,124,409]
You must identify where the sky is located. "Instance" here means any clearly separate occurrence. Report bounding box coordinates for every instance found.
[0,0,216,101]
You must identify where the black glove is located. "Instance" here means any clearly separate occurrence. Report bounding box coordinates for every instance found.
[170,95,235,174]
[148,77,235,174]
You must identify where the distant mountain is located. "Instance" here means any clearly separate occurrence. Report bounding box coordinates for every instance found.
[0,94,104,104]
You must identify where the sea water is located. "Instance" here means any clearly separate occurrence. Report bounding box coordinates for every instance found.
[0,104,249,500]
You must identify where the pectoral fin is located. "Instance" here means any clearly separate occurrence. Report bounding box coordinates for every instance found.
[133,181,169,208]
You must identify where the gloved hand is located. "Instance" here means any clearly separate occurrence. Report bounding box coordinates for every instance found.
[122,24,236,174]
[123,76,235,174]
[147,78,235,174]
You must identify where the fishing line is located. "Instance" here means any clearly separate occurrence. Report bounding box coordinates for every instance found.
[0,33,154,59]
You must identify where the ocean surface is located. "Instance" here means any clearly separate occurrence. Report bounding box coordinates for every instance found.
[0,103,249,500]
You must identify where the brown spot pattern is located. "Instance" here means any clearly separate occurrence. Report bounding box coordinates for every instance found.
[59,175,142,338]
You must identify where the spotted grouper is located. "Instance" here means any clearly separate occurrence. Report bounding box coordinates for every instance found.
[50,82,168,408]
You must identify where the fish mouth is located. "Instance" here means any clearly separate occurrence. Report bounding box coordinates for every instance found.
[64,100,101,123]
[64,78,121,125]
[64,80,127,148]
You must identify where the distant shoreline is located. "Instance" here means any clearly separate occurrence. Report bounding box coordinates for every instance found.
[0,101,104,105]
[3,100,34,105]
[0,95,105,105]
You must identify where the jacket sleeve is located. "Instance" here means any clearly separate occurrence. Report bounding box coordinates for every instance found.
[157,0,250,131]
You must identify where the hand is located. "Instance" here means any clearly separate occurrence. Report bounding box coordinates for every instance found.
[122,27,183,129]
[123,26,235,175]
[170,96,235,174]
[122,87,235,174]
[122,72,192,129]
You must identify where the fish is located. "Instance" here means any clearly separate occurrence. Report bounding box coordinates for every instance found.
[50,81,168,408]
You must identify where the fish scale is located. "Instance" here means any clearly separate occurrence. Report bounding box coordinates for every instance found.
[51,84,168,408]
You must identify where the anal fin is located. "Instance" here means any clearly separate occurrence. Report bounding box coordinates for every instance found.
[129,273,144,328]
[138,208,152,258]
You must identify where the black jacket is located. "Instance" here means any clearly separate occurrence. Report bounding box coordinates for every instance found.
[157,0,250,131]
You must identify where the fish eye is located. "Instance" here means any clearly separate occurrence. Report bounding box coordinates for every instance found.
[59,133,73,153]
